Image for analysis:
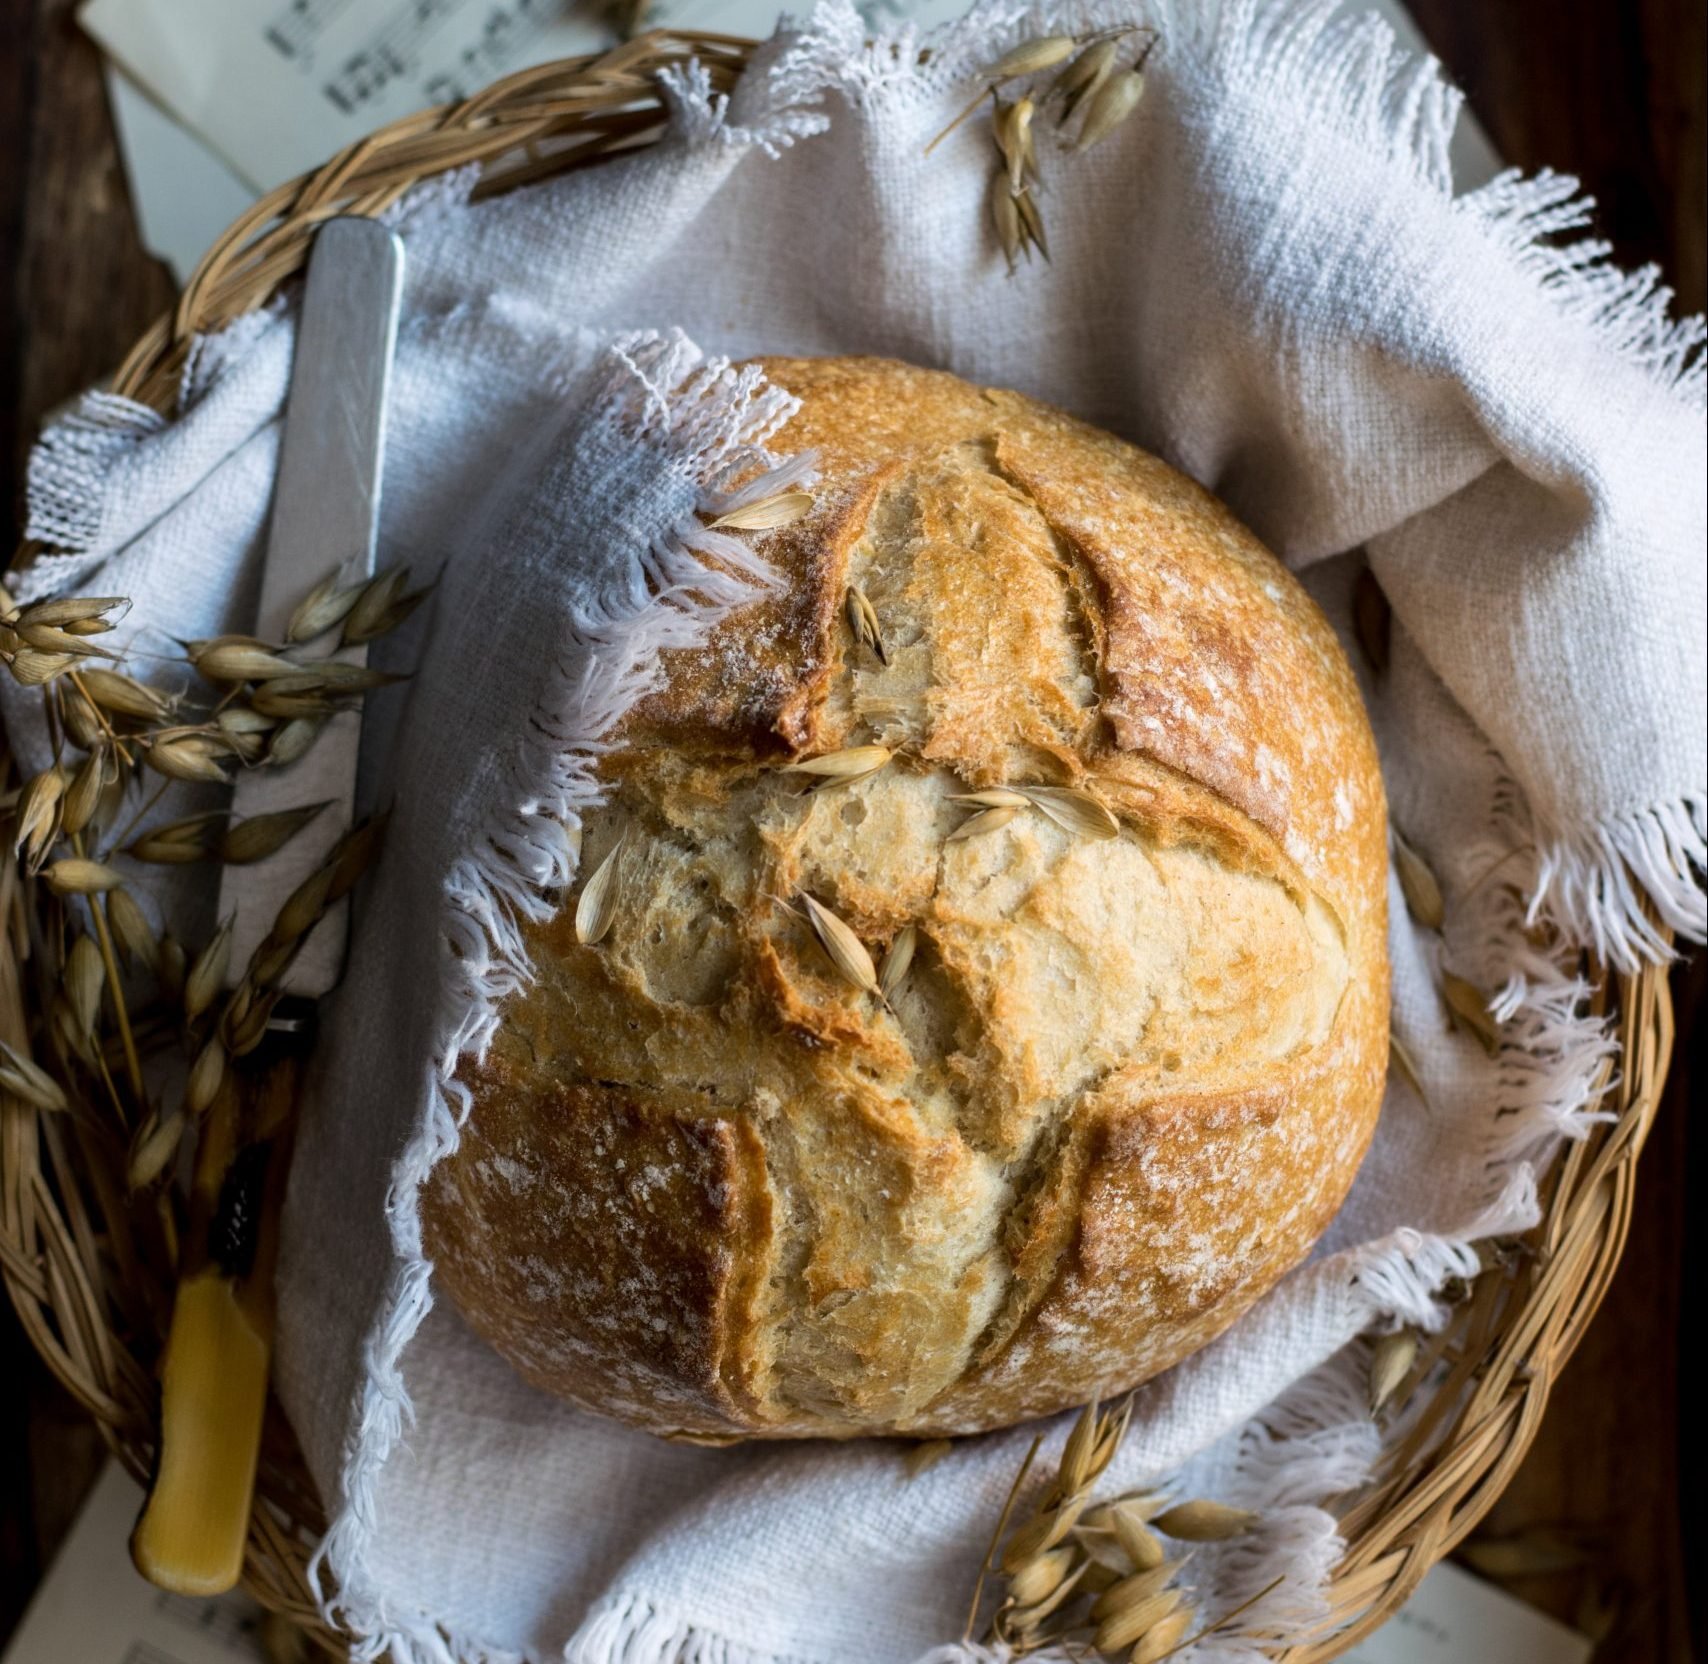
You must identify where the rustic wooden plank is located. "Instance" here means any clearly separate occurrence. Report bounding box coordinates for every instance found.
[1410,0,1705,310]
[9,0,176,443]
[0,0,40,1642]
[0,0,38,500]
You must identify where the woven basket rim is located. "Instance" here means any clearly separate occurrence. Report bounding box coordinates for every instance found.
[0,33,1679,1660]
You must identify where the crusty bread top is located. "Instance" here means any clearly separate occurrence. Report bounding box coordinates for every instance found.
[626,355,1383,939]
[425,356,1389,1437]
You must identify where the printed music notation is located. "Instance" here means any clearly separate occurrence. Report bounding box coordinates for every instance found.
[322,0,461,110]
[315,0,560,113]
[263,0,360,64]
[154,1589,261,1655]
[421,0,558,104]
[81,0,709,194]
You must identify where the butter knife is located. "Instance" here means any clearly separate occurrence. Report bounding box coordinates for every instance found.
[222,215,405,989]
[131,217,404,1597]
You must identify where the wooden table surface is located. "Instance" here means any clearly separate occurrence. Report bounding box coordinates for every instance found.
[1,2,1702,1660]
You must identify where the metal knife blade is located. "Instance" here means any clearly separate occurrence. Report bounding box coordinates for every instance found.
[217,217,405,996]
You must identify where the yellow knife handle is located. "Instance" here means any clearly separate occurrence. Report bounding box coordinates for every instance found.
[131,1056,298,1595]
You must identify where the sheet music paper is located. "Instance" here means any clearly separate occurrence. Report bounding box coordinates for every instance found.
[0,1463,267,1664]
[1343,1562,1593,1664]
[84,0,599,192]
[104,65,257,285]
[81,0,962,195]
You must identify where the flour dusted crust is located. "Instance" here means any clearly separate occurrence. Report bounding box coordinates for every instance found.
[421,356,1390,1439]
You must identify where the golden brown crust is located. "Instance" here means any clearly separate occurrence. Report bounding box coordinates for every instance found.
[423,1070,773,1433]
[421,355,1390,1439]
[929,958,1391,1429]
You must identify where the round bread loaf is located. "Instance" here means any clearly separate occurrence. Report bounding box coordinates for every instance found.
[421,356,1389,1440]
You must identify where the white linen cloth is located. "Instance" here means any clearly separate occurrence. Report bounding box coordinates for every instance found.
[11,2,1704,1659]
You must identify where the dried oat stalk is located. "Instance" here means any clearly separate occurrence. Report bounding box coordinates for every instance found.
[926,27,1159,273]
[968,1396,1277,1658]
[1,572,409,1196]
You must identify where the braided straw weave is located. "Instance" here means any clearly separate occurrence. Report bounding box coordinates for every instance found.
[0,34,1678,1659]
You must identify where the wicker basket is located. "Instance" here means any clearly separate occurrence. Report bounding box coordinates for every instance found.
[0,33,1679,1660]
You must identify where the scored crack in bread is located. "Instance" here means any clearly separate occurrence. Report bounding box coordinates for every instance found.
[420,355,1390,1440]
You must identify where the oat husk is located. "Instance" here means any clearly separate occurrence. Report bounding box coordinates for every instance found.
[45,857,123,895]
[105,887,156,971]
[782,745,892,780]
[1442,971,1502,1055]
[1389,1028,1430,1107]
[1090,1557,1187,1623]
[574,834,627,945]
[184,920,233,1022]
[1151,1499,1258,1541]
[222,802,329,865]
[949,804,1019,840]
[1393,828,1445,930]
[1369,1328,1419,1414]
[1075,68,1145,150]
[985,36,1076,80]
[708,492,814,531]
[0,1040,67,1112]
[1093,1585,1182,1654]
[127,1109,186,1192]
[799,893,879,995]
[845,586,889,664]
[14,767,64,868]
[903,1436,952,1477]
[287,572,366,642]
[878,924,918,1001]
[186,1036,227,1116]
[1132,1607,1194,1662]
[1018,784,1120,839]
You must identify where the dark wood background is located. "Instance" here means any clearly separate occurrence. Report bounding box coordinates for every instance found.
[0,1,1701,1658]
